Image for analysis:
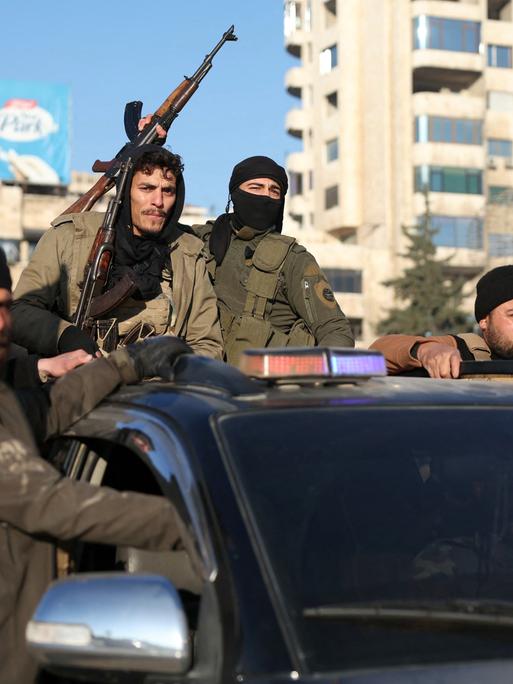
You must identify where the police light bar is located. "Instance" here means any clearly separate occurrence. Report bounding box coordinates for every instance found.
[239,348,387,380]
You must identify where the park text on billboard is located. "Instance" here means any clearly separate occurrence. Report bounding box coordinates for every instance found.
[0,80,70,185]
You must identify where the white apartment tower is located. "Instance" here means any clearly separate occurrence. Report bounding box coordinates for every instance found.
[284,0,513,343]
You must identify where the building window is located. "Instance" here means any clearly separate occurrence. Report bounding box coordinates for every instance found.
[428,215,483,250]
[487,91,513,111]
[0,239,20,265]
[326,138,339,162]
[320,44,338,74]
[488,138,513,157]
[290,171,303,196]
[323,268,362,293]
[284,0,303,37]
[415,165,482,195]
[324,0,336,15]
[324,0,337,27]
[325,185,339,209]
[413,16,481,53]
[308,170,314,190]
[304,0,312,31]
[348,318,363,340]
[489,234,513,257]
[415,115,482,145]
[325,91,338,115]
[488,185,513,204]
[487,44,512,68]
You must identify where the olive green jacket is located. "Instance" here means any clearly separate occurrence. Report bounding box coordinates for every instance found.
[12,212,223,359]
[192,222,354,364]
[0,351,189,684]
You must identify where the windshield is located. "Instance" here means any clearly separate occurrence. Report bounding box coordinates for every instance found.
[217,407,513,673]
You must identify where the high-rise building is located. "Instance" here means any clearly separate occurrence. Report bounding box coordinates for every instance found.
[284,0,513,343]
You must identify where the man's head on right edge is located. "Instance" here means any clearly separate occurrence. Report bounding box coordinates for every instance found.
[475,265,513,358]
[229,156,288,232]
[130,148,184,237]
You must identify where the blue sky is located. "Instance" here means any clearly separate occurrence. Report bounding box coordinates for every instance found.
[2,0,301,214]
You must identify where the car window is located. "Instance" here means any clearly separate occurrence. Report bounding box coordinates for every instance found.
[218,406,513,672]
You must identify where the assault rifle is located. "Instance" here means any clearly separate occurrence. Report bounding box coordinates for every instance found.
[73,159,134,332]
[63,24,237,215]
[70,25,237,333]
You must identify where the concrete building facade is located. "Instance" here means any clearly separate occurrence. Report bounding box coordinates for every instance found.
[284,0,513,344]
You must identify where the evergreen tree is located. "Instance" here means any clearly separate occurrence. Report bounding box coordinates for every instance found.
[378,194,472,336]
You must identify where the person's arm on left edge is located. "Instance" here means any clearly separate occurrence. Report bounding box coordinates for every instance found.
[17,338,193,443]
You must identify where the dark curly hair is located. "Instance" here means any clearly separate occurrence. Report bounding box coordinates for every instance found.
[133,148,184,179]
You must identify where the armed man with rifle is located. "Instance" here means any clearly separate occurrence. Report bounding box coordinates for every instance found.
[11,144,223,357]
[10,27,237,358]
[191,155,355,365]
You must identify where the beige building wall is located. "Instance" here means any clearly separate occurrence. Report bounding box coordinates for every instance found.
[284,0,513,344]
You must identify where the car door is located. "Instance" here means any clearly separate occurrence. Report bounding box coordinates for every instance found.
[45,401,225,683]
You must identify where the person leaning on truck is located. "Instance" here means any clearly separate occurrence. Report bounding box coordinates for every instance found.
[370,265,513,378]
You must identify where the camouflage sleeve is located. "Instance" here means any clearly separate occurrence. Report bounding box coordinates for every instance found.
[15,350,138,444]
[0,424,184,551]
[284,250,355,347]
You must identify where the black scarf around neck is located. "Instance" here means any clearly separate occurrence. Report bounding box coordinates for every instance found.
[107,144,185,300]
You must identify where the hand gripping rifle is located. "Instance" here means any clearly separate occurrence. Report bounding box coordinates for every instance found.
[70,25,237,331]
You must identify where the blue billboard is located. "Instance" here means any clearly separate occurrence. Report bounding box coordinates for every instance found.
[0,80,70,185]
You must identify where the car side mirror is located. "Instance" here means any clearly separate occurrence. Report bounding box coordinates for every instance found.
[26,573,191,676]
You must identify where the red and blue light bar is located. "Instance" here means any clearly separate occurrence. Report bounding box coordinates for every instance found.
[239,348,387,380]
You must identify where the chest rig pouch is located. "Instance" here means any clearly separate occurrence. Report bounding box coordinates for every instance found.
[221,233,314,366]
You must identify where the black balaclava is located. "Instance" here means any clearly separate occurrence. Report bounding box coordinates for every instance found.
[0,248,12,291]
[108,144,185,300]
[210,156,288,265]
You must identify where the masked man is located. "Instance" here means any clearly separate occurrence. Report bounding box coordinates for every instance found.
[192,155,354,365]
[11,145,222,359]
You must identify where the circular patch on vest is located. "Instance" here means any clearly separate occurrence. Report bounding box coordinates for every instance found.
[323,288,335,302]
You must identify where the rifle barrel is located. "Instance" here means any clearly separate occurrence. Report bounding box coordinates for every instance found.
[190,25,238,82]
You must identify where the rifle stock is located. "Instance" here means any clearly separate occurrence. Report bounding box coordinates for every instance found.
[64,176,115,215]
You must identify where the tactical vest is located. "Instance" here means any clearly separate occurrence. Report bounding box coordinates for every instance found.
[212,233,315,366]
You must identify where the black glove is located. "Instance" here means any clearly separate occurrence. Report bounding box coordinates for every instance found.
[58,325,100,355]
[126,336,193,380]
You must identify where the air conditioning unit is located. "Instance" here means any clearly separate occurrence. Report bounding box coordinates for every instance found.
[487,157,497,169]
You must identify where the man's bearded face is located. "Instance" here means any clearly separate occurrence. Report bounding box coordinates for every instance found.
[480,298,513,358]
[130,167,177,237]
